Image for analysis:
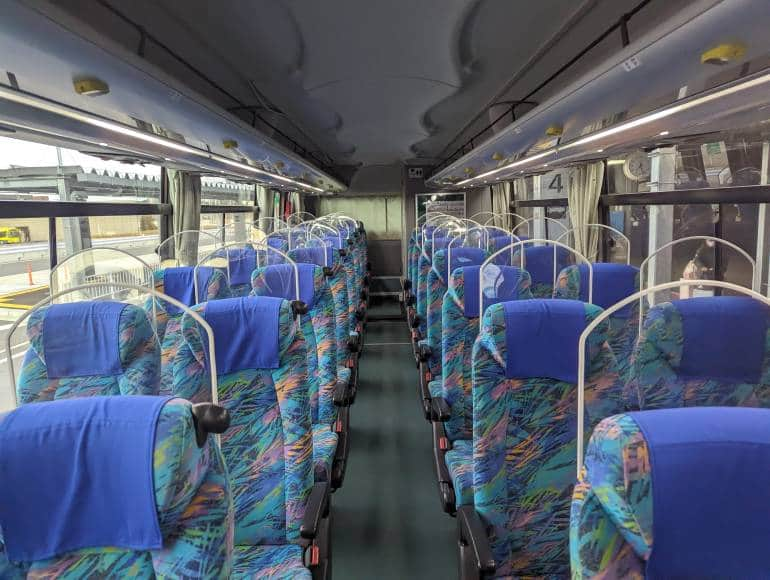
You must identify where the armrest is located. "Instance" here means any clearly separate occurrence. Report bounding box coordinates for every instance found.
[430,396,451,422]
[300,481,330,540]
[347,335,360,353]
[410,315,421,329]
[458,506,496,576]
[417,342,432,362]
[406,294,416,307]
[403,278,412,291]
[333,378,349,406]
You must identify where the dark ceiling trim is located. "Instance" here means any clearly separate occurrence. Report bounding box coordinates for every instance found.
[200,205,255,213]
[0,200,171,218]
[516,197,568,208]
[601,185,770,206]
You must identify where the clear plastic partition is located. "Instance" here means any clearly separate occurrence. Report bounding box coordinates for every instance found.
[556,223,631,264]
[511,216,569,241]
[483,212,527,228]
[287,230,330,267]
[156,230,223,268]
[286,212,316,226]
[251,217,288,243]
[4,284,219,411]
[575,280,770,479]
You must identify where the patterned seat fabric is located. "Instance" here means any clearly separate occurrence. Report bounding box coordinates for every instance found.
[571,407,770,578]
[472,300,623,577]
[555,263,640,380]
[407,231,420,285]
[175,297,315,575]
[513,245,571,297]
[625,296,770,411]
[152,267,230,394]
[17,302,159,403]
[318,236,353,367]
[444,439,473,507]
[232,545,310,580]
[0,397,233,578]
[425,247,487,377]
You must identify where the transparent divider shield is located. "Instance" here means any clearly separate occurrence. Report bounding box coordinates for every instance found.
[575,280,770,480]
[556,223,631,265]
[156,229,223,268]
[483,212,528,229]
[286,212,316,226]
[511,216,570,240]
[251,217,288,243]
[479,239,593,331]
[4,283,220,415]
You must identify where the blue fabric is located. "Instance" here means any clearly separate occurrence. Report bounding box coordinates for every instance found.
[228,247,257,286]
[323,236,342,250]
[0,395,170,561]
[673,296,769,382]
[267,237,285,249]
[291,246,327,268]
[433,236,451,254]
[578,263,638,318]
[463,265,525,318]
[203,297,282,373]
[503,299,587,382]
[260,263,317,307]
[443,247,486,282]
[163,267,214,315]
[523,246,570,285]
[630,407,770,578]
[43,302,127,378]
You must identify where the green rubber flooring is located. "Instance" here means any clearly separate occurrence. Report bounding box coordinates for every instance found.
[332,301,456,579]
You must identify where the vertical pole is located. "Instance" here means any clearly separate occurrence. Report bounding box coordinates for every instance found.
[757,141,769,295]
[48,217,58,270]
[647,147,677,295]
[598,160,610,262]
[159,166,171,246]
[532,175,545,241]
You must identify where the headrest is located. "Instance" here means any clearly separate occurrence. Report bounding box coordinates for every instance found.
[670,296,769,382]
[43,302,128,378]
[227,247,257,286]
[578,263,639,317]
[628,407,770,577]
[442,247,486,283]
[162,267,214,315]
[462,265,526,318]
[267,237,287,250]
[503,299,589,382]
[203,297,282,373]
[522,246,570,285]
[253,263,319,307]
[0,395,171,560]
[433,236,452,252]
[290,246,328,268]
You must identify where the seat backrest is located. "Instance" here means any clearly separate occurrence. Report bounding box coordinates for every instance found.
[555,263,640,379]
[319,238,353,366]
[440,266,532,442]
[252,262,337,425]
[407,231,419,284]
[417,237,451,335]
[626,296,770,411]
[176,296,312,547]
[0,396,232,578]
[224,246,259,297]
[513,245,571,297]
[17,302,159,404]
[572,406,770,578]
[472,299,622,577]
[426,247,487,376]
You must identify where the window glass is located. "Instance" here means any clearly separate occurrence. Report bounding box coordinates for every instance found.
[201,176,255,207]
[0,136,161,203]
[55,216,160,264]
[415,192,465,223]
[319,195,402,240]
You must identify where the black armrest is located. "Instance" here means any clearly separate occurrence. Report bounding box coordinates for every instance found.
[355,306,366,322]
[458,506,496,577]
[403,278,412,291]
[347,335,360,353]
[430,397,451,422]
[406,294,416,307]
[417,343,432,362]
[333,379,349,406]
[431,421,456,513]
[410,315,421,329]
[191,403,231,447]
[300,481,330,540]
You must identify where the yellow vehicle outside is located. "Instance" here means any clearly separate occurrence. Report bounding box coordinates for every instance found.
[0,227,28,244]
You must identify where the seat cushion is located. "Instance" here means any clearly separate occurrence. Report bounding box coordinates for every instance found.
[312,425,338,481]
[232,544,311,580]
[445,439,473,507]
[428,379,442,399]
[337,366,351,387]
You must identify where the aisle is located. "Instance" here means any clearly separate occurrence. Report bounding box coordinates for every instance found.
[332,301,456,579]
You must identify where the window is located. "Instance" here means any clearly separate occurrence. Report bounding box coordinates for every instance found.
[201,176,255,207]
[319,195,402,240]
[415,192,465,223]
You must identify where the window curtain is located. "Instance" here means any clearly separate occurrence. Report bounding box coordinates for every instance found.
[167,169,201,265]
[567,161,605,261]
[511,178,528,229]
[491,182,511,228]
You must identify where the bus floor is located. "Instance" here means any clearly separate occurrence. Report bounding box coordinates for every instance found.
[332,299,456,579]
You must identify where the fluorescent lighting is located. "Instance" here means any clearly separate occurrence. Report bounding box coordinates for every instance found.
[455,149,556,186]
[98,142,109,147]
[659,130,670,136]
[596,149,604,153]
[607,159,625,165]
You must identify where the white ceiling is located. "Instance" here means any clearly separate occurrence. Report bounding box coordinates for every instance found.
[42,0,698,168]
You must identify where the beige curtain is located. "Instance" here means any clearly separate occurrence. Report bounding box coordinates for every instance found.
[567,161,605,261]
[167,169,201,265]
[491,182,511,228]
[511,178,528,228]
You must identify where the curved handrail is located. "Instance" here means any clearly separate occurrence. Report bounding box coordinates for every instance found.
[49,247,155,291]
[479,239,593,331]
[576,279,770,479]
[511,216,569,239]
[5,283,219,410]
[156,229,223,267]
[639,235,757,292]
[469,211,496,221]
[556,223,631,265]
[483,212,528,227]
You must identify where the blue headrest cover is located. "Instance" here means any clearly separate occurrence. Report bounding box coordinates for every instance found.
[259,263,318,307]
[324,235,343,250]
[629,407,770,577]
[503,299,587,382]
[163,267,213,315]
[290,247,327,268]
[0,395,170,560]
[203,297,282,372]
[462,265,525,318]
[671,296,769,382]
[578,263,638,318]
[442,248,486,283]
[43,302,127,378]
[228,247,257,286]
[267,237,286,250]
[524,246,570,285]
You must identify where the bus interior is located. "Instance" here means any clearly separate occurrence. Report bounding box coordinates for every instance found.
[1,0,770,578]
